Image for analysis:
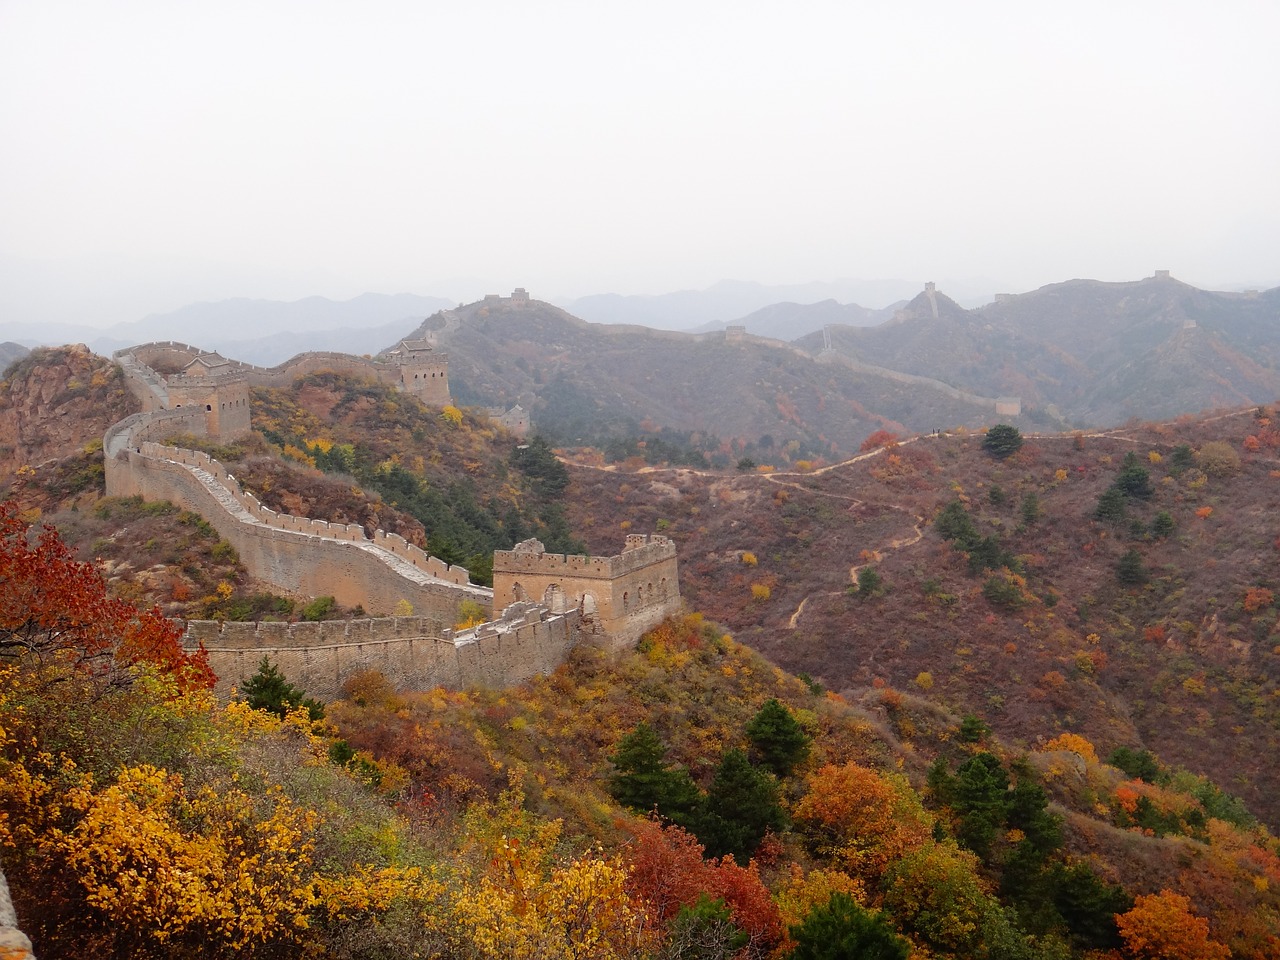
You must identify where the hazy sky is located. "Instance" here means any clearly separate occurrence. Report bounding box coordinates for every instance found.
[3,0,1278,327]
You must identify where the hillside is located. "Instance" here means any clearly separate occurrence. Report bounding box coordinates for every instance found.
[809,275,1280,427]
[403,296,1010,461]
[560,411,1280,831]
[5,346,1280,955]
[4,515,1279,959]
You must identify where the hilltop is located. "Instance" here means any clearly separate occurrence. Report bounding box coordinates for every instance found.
[403,294,1013,462]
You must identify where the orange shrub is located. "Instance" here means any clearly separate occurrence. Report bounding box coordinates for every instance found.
[1243,587,1274,613]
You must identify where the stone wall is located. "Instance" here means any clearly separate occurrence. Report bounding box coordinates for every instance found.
[105,428,490,621]
[187,602,580,700]
[119,341,451,411]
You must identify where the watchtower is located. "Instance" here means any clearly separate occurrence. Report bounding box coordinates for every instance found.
[388,338,451,405]
[492,535,680,650]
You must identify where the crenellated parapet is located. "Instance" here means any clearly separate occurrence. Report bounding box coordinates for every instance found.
[184,601,580,700]
[105,410,490,621]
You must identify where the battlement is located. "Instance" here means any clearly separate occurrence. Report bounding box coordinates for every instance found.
[115,339,452,430]
[184,602,581,699]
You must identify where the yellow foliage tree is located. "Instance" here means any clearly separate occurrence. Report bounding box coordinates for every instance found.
[1041,732,1099,763]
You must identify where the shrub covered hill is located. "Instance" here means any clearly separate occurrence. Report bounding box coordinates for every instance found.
[0,348,579,620]
[5,346,1280,956]
[401,294,1026,465]
[561,409,1280,832]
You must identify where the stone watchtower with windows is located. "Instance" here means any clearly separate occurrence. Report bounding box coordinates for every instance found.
[387,338,451,406]
[491,534,680,650]
[167,353,253,439]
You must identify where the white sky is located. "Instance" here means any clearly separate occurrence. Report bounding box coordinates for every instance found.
[2,0,1278,327]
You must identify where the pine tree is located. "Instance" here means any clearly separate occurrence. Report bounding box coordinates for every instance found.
[608,723,701,825]
[241,656,325,720]
[745,698,811,777]
[789,892,909,960]
[695,749,786,861]
[982,424,1023,459]
[1117,548,1148,585]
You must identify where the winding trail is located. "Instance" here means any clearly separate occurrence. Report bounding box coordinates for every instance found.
[561,413,1266,633]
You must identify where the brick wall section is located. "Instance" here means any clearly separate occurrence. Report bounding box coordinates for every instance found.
[186,602,580,699]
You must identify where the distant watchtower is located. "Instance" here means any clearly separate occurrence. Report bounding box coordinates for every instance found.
[388,338,451,406]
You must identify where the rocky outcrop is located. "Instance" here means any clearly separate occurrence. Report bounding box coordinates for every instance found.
[0,863,34,960]
[0,345,135,483]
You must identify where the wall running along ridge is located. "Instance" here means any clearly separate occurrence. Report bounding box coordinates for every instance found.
[102,338,682,697]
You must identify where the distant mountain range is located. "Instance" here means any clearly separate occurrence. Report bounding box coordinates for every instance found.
[799,274,1280,426]
[8,273,1279,444]
[1,293,456,365]
[397,273,1280,454]
[556,277,1000,331]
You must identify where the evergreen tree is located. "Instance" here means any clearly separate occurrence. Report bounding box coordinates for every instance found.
[1051,862,1132,950]
[855,565,884,599]
[1117,548,1148,585]
[958,714,990,744]
[1152,511,1176,538]
[789,892,910,960]
[608,723,702,825]
[982,424,1024,459]
[745,698,811,778]
[935,499,979,546]
[511,435,569,496]
[1114,458,1153,499]
[695,749,787,861]
[1108,746,1161,783]
[241,656,325,721]
[1094,487,1127,524]
[1169,443,1195,475]
[952,752,1011,857]
[1020,491,1042,526]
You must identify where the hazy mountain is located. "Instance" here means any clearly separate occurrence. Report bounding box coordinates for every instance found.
[401,295,1018,457]
[559,278,1000,331]
[0,342,30,375]
[691,298,906,340]
[804,275,1280,427]
[0,292,455,359]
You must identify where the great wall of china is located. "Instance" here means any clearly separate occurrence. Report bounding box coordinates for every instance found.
[102,320,680,700]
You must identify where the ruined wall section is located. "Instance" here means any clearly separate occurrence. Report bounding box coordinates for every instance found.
[186,602,579,700]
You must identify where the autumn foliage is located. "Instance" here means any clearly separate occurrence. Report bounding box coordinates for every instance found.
[0,499,212,690]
